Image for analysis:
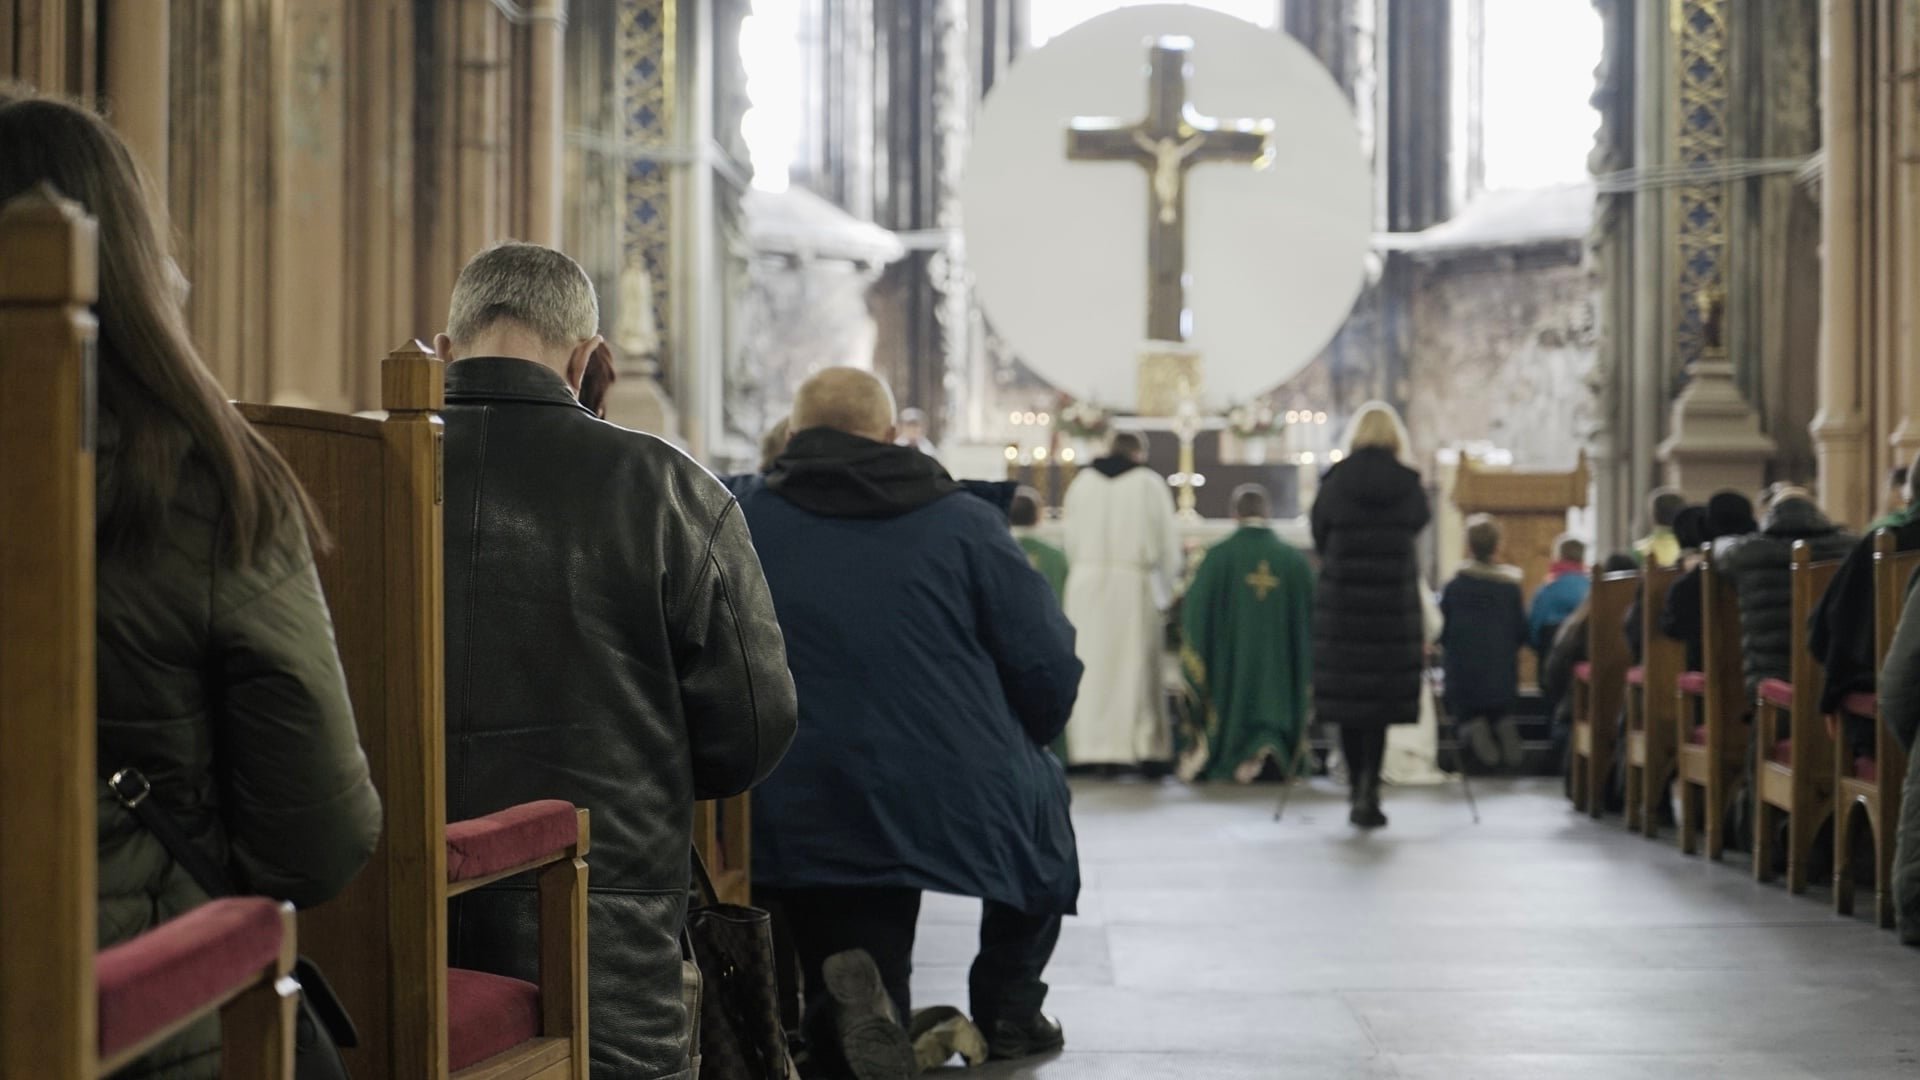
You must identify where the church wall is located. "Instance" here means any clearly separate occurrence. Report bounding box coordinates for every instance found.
[1402,244,1597,481]
[5,0,563,412]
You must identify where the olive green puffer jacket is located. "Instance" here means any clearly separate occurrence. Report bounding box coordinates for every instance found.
[97,457,382,1080]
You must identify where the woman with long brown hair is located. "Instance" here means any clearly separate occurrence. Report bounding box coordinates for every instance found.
[0,97,382,1079]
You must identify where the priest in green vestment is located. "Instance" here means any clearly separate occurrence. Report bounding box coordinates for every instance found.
[1011,487,1069,599]
[1011,487,1071,760]
[1179,484,1315,783]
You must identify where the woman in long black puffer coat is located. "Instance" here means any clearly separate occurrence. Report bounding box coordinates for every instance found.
[1312,401,1432,829]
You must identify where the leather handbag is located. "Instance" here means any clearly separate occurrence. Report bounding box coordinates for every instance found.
[686,845,799,1080]
[108,767,357,1080]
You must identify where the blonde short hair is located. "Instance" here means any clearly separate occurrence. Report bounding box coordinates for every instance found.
[1343,400,1411,461]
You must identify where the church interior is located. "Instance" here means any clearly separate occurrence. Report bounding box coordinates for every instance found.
[7,0,1920,1078]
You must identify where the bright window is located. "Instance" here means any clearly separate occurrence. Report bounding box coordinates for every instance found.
[1028,0,1280,49]
[740,0,804,192]
[1475,0,1601,191]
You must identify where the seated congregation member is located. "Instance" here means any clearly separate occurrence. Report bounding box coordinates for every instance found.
[1876,463,1916,531]
[1660,492,1758,672]
[734,368,1084,1078]
[433,243,799,1077]
[1811,451,1920,736]
[1712,489,1857,700]
[1011,486,1069,602]
[1530,534,1591,661]
[577,340,616,418]
[1636,487,1687,568]
[1874,570,1920,944]
[1626,506,1704,665]
[1543,555,1643,767]
[0,99,383,1079]
[1177,484,1314,783]
[1440,516,1529,771]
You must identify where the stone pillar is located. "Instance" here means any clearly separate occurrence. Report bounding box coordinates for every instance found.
[1890,7,1920,483]
[523,0,567,248]
[1587,0,1636,550]
[104,0,170,199]
[1813,0,1870,523]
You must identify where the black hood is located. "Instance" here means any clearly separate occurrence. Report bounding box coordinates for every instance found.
[1091,455,1143,478]
[766,427,963,519]
[1328,446,1422,505]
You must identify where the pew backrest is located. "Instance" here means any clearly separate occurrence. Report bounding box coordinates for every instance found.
[1641,563,1685,700]
[236,345,449,1078]
[0,183,100,1080]
[1701,549,1746,743]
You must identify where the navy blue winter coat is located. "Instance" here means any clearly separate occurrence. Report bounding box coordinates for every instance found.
[730,429,1084,915]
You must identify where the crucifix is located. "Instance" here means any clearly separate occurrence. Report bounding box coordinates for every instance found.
[1067,36,1275,343]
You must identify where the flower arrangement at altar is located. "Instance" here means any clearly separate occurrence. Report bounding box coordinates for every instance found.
[1226,400,1282,438]
[1056,396,1112,440]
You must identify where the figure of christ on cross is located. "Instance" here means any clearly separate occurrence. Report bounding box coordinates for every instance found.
[1067,36,1274,343]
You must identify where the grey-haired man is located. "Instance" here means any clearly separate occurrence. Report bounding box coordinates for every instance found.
[434,242,799,1078]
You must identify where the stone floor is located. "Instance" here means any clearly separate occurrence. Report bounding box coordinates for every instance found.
[913,777,1920,1079]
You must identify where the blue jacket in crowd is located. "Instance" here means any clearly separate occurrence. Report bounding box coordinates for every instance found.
[730,429,1085,915]
[1529,564,1591,654]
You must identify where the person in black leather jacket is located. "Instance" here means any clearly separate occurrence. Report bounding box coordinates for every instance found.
[433,242,799,1080]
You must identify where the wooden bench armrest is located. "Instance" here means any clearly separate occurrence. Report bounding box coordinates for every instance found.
[96,899,295,1074]
[447,804,591,898]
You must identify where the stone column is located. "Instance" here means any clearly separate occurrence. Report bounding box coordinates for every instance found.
[523,1,567,248]
[1813,0,1870,522]
[104,0,170,199]
[1890,8,1920,481]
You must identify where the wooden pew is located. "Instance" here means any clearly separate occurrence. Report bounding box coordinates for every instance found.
[240,347,590,1079]
[1569,568,1637,816]
[1625,564,1684,837]
[1751,543,1838,891]
[0,186,297,1079]
[1834,530,1918,927]
[1676,549,1748,860]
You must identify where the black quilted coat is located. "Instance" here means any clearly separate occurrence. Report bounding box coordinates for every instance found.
[1711,498,1857,696]
[1310,447,1433,729]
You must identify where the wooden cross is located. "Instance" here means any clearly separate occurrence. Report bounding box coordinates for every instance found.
[1067,37,1274,343]
[1245,559,1280,601]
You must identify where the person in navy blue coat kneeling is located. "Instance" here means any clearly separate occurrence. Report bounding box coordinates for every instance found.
[731,368,1085,1078]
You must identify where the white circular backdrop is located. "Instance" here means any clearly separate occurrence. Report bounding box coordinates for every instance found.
[961,5,1372,409]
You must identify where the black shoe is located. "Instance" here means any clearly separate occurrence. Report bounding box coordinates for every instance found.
[1464,719,1499,772]
[821,950,915,1080]
[988,1013,1065,1061]
[1495,717,1525,771]
[1350,803,1388,829]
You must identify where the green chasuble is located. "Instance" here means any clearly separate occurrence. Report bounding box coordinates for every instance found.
[1017,533,1071,758]
[1179,525,1314,782]
[1017,534,1070,600]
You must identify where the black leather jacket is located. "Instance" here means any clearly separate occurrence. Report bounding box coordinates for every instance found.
[440,358,798,1079]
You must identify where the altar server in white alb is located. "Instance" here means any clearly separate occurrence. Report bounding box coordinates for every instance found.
[1061,431,1183,766]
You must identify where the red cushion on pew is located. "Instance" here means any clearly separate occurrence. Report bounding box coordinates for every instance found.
[1677,671,1708,696]
[446,799,578,884]
[448,968,542,1071]
[1758,678,1794,710]
[1626,666,1645,687]
[1855,756,1879,784]
[1688,725,1708,746]
[1843,692,1879,718]
[1771,739,1793,765]
[1574,661,1593,684]
[96,897,285,1061]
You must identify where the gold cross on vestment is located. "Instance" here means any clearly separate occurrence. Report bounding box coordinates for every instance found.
[1066,37,1275,342]
[1246,560,1280,601]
